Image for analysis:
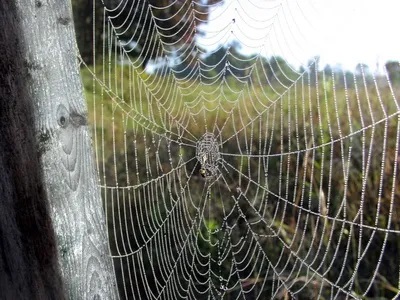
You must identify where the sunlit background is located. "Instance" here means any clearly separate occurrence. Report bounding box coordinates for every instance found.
[197,0,400,71]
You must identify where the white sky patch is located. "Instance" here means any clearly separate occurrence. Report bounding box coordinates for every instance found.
[197,0,400,71]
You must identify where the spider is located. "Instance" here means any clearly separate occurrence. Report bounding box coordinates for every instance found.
[200,154,208,178]
[196,133,220,179]
[199,153,218,178]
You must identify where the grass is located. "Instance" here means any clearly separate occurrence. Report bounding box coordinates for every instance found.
[81,61,400,299]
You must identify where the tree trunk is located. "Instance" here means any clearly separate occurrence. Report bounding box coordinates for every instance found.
[0,0,118,299]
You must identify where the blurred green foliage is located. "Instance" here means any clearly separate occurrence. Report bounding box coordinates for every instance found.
[80,59,400,299]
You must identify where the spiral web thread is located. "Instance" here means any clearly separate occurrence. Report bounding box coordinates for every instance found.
[80,0,400,299]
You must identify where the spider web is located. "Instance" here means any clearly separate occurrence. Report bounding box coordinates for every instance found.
[79,0,400,299]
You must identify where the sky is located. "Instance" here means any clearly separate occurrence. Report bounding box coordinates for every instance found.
[196,0,400,72]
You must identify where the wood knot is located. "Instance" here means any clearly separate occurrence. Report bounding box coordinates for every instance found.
[57,104,87,128]
[57,17,71,26]
[37,129,52,156]
[70,112,87,127]
[57,104,69,128]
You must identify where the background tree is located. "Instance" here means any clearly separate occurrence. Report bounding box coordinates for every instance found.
[72,0,224,67]
[202,46,228,80]
[307,56,320,86]
[198,42,260,85]
[71,0,103,65]
[355,63,369,76]
[323,64,332,75]
[385,60,400,84]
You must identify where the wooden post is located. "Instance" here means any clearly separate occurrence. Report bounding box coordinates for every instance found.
[0,0,118,299]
